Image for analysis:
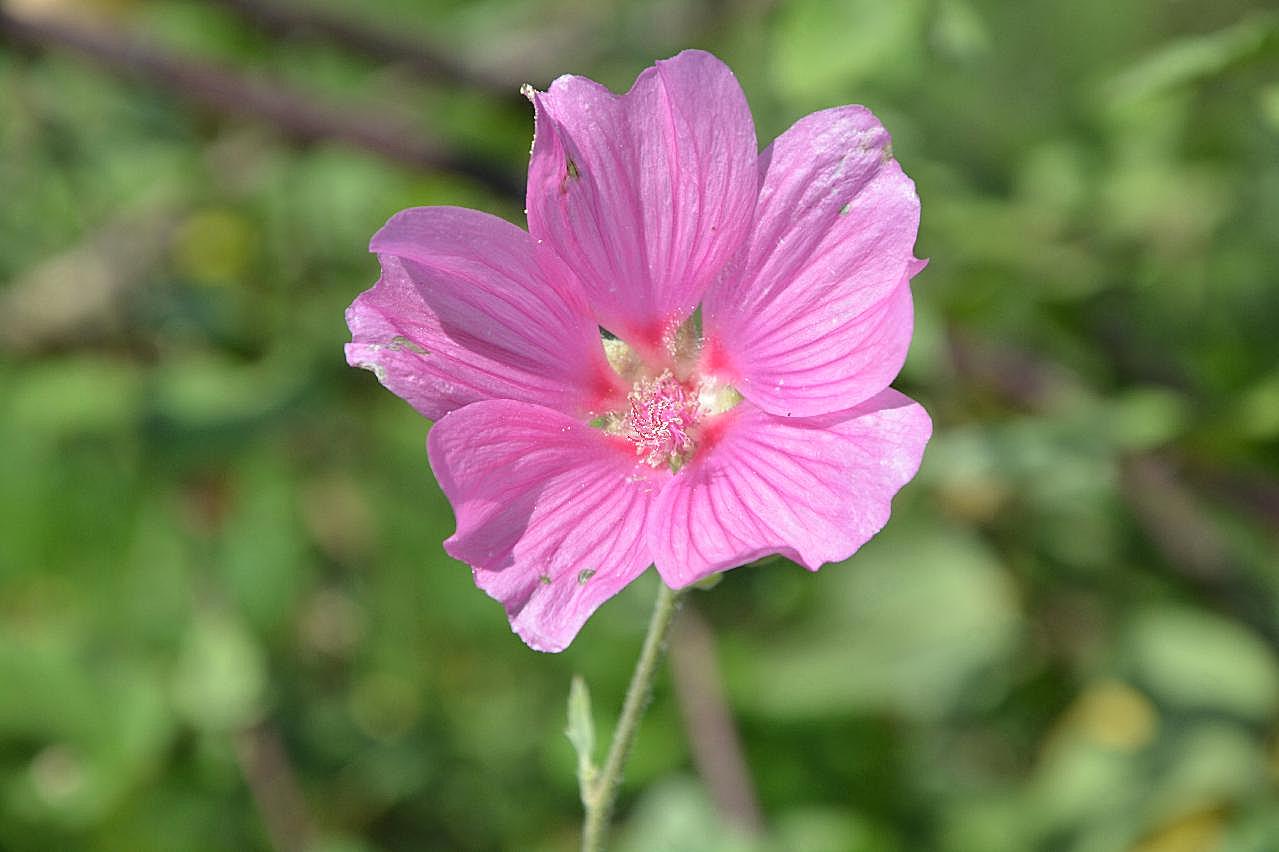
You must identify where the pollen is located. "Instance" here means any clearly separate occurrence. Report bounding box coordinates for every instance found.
[625,371,701,469]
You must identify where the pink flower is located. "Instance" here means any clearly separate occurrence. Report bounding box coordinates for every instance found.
[346,50,931,652]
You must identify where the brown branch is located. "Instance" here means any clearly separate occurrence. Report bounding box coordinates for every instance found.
[1120,455,1237,587]
[0,201,178,353]
[949,329,1279,644]
[233,723,315,852]
[0,8,521,198]
[669,604,764,836]
[947,327,1087,410]
[201,0,515,97]
[1119,454,1279,647]
[1179,461,1279,531]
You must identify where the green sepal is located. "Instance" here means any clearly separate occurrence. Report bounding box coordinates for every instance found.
[566,675,597,804]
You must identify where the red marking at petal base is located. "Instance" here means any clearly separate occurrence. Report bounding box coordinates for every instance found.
[617,321,673,372]
[590,365,628,411]
[700,337,741,386]
[699,335,736,380]
[694,408,739,456]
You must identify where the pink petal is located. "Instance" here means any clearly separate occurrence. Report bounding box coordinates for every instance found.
[428,400,667,652]
[525,50,758,357]
[703,106,923,417]
[346,206,622,422]
[650,390,931,588]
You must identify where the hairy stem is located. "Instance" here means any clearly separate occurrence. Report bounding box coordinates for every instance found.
[581,582,683,852]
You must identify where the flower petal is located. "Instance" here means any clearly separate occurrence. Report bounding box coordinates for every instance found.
[428,400,666,652]
[346,206,621,421]
[526,50,758,356]
[651,390,931,588]
[703,106,922,417]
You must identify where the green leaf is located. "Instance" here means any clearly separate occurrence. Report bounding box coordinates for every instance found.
[614,777,756,852]
[1123,606,1279,720]
[6,358,143,437]
[733,522,1020,720]
[1106,14,1277,106]
[772,0,924,101]
[170,611,267,732]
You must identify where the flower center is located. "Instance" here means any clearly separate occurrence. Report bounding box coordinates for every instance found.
[593,320,742,470]
[625,371,700,469]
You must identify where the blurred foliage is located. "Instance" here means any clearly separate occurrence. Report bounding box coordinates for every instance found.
[2,0,1278,850]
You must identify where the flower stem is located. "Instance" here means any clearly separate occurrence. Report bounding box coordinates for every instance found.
[580,581,683,852]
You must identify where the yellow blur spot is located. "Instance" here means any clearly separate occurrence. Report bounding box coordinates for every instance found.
[1070,679,1159,751]
[174,209,254,284]
[1129,807,1224,852]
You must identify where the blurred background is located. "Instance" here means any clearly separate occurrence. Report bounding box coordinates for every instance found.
[1,0,1278,849]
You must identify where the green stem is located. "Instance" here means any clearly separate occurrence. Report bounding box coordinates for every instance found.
[581,582,683,852]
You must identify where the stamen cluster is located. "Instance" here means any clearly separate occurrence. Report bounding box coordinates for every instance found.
[624,371,700,469]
